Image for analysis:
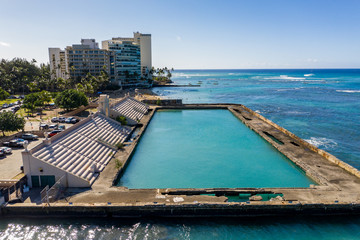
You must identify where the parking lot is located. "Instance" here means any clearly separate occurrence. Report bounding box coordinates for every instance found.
[0,138,43,179]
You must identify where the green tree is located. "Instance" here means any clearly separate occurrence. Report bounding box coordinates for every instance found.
[38,90,52,105]
[0,58,41,93]
[54,89,88,111]
[0,87,10,100]
[23,92,42,114]
[0,111,25,136]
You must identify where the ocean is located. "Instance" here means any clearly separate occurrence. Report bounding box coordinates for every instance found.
[1,69,360,239]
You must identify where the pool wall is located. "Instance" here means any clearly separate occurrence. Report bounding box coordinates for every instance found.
[117,108,315,188]
[3,103,360,218]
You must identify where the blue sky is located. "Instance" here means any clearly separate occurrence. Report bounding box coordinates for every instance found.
[1,0,359,69]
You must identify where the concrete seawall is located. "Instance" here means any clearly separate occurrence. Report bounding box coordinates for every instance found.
[3,202,360,218]
[3,103,360,218]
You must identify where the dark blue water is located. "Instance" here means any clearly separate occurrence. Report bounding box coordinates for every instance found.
[1,69,360,239]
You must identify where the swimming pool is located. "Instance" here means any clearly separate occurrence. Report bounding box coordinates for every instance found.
[117,109,315,188]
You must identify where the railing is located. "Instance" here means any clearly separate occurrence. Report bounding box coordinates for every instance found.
[40,176,65,206]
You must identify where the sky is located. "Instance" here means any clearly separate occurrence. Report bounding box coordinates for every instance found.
[0,0,360,69]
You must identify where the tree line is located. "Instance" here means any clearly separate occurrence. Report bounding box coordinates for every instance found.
[150,67,174,84]
[0,58,111,95]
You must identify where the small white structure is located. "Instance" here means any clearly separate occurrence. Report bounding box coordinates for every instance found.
[22,112,131,188]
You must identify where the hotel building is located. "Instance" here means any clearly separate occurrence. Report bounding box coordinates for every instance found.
[49,32,152,88]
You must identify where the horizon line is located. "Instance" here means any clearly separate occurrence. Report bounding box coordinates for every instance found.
[172,68,360,71]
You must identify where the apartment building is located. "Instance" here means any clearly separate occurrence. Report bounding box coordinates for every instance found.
[49,32,152,89]
[65,40,112,81]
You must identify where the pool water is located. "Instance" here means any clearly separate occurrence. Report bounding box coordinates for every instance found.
[117,109,315,188]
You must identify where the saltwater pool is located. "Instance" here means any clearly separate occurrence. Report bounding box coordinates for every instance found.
[117,109,315,188]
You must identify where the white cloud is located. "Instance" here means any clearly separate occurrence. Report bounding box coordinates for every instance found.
[0,41,10,47]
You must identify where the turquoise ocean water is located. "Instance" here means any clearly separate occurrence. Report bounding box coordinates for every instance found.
[1,69,360,239]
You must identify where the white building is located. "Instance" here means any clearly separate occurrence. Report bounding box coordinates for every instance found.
[49,32,152,88]
[103,32,152,85]
[22,112,132,188]
[49,48,67,80]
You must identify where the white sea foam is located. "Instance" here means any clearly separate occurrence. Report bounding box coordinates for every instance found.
[276,87,302,92]
[264,75,306,81]
[304,74,314,77]
[228,73,245,76]
[172,73,212,78]
[305,137,337,149]
[336,90,360,93]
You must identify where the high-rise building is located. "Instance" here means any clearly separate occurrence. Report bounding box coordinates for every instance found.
[65,40,111,81]
[49,48,67,80]
[103,32,152,88]
[49,32,152,89]
[102,39,143,88]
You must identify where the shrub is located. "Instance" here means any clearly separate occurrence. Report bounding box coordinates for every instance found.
[115,115,127,125]
[0,87,10,100]
[156,98,161,106]
[116,142,124,149]
[115,159,122,169]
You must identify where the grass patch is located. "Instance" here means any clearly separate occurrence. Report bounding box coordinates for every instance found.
[0,99,18,105]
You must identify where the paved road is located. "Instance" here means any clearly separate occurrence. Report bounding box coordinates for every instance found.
[0,139,43,179]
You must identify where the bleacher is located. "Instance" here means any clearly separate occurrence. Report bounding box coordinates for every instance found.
[32,114,131,185]
[112,97,148,122]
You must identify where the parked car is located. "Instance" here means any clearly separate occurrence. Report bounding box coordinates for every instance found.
[0,146,12,154]
[65,117,74,123]
[4,139,28,148]
[58,125,66,130]
[48,130,63,137]
[51,117,59,123]
[2,103,9,108]
[58,117,66,123]
[40,123,49,130]
[49,124,57,130]
[22,133,39,140]
[71,118,79,124]
[0,149,4,157]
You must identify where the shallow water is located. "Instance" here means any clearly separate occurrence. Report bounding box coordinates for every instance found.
[118,109,314,188]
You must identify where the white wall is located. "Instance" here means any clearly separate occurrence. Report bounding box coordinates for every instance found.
[22,151,90,188]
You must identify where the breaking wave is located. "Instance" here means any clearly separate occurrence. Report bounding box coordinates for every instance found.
[264,75,306,80]
[304,74,314,77]
[172,73,213,78]
[305,137,337,150]
[336,90,360,93]
[276,87,302,92]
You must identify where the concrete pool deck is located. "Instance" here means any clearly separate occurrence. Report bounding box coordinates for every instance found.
[2,103,360,217]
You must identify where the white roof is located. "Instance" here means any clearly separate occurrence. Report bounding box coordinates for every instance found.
[32,113,131,184]
[112,97,148,121]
